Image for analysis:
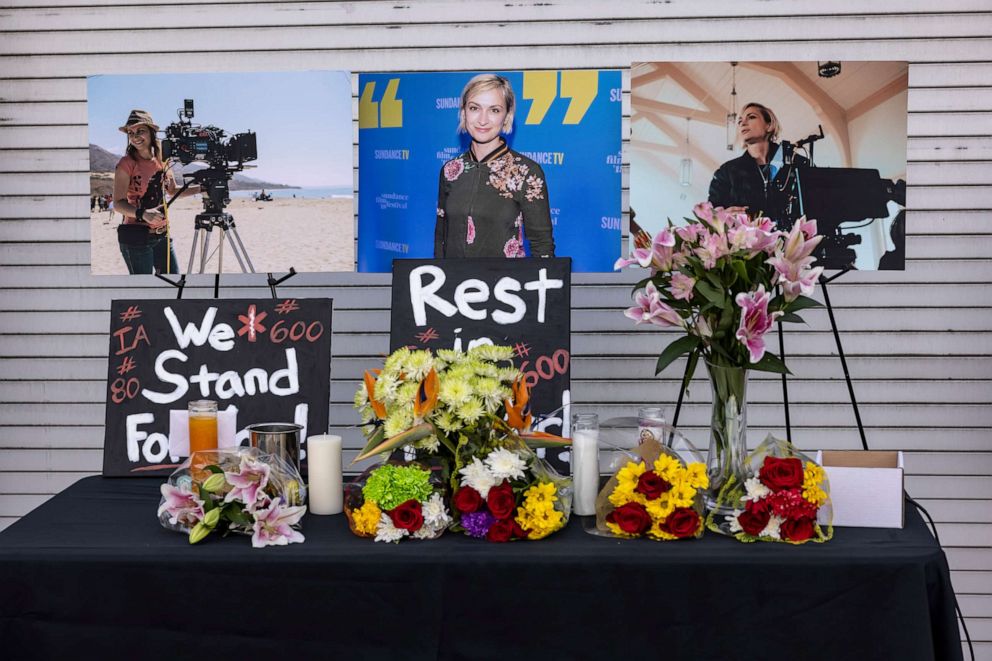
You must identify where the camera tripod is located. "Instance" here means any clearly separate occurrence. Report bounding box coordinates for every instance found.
[186,211,256,275]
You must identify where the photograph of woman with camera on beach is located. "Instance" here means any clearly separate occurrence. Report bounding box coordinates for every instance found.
[88,71,355,276]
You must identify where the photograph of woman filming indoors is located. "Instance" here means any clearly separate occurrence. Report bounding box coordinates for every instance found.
[113,109,198,275]
[435,74,555,260]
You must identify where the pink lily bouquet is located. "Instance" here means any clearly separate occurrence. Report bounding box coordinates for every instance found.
[157,447,307,548]
[616,202,824,376]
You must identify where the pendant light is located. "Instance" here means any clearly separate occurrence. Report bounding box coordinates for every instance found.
[679,117,692,187]
[726,62,738,151]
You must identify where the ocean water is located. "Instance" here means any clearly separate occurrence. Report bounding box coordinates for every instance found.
[230,186,352,200]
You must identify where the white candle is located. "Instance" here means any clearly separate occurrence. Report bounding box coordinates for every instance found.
[571,429,600,516]
[307,434,343,515]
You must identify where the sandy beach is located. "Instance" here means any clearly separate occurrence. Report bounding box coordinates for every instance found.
[90,196,355,275]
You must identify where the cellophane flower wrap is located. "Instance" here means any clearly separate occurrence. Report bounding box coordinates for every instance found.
[594,435,708,540]
[157,447,307,548]
[451,432,572,542]
[354,344,572,542]
[343,456,452,543]
[706,435,833,544]
[615,202,824,377]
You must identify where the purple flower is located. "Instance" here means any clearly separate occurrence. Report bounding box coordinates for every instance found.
[251,497,306,548]
[734,285,783,363]
[614,228,676,272]
[693,201,715,223]
[224,455,271,509]
[443,159,465,182]
[158,482,205,528]
[462,511,497,538]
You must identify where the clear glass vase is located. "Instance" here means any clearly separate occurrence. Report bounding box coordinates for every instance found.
[703,361,749,514]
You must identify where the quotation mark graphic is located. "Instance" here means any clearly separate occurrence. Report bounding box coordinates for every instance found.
[513,342,531,358]
[119,306,142,322]
[523,71,598,125]
[415,327,440,343]
[116,356,136,376]
[237,304,268,342]
[275,299,300,315]
[359,79,403,129]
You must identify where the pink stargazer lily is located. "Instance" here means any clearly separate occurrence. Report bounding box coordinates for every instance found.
[251,497,306,548]
[625,281,685,328]
[615,228,676,272]
[694,231,728,270]
[158,482,205,528]
[766,216,824,302]
[734,285,783,363]
[668,272,696,301]
[224,455,271,509]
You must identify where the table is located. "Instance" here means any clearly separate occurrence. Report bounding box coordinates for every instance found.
[0,477,961,661]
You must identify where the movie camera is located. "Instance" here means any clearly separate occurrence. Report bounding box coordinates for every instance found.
[162,99,257,214]
[161,99,259,275]
[780,126,905,269]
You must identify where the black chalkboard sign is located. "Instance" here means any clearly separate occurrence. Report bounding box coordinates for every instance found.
[102,298,332,476]
[390,259,571,469]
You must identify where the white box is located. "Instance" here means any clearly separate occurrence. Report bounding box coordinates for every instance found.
[815,450,904,529]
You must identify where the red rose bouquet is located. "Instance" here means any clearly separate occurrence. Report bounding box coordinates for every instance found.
[594,435,708,541]
[451,433,572,542]
[706,435,833,544]
[344,457,451,543]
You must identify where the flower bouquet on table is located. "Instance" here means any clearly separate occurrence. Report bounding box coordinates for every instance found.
[157,447,307,548]
[451,432,572,542]
[351,344,571,542]
[706,435,833,544]
[615,202,826,507]
[591,428,708,541]
[343,458,452,543]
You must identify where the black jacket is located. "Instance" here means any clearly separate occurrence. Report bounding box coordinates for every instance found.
[708,142,804,228]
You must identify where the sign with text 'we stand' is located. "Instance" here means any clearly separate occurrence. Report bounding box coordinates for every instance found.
[358,70,622,272]
[389,258,571,469]
[102,298,332,476]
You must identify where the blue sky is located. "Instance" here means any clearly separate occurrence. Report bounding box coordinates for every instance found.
[88,71,353,188]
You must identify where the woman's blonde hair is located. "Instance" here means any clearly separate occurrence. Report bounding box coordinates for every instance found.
[458,73,515,134]
[741,102,781,142]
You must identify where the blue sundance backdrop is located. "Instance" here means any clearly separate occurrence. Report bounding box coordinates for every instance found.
[358,70,622,272]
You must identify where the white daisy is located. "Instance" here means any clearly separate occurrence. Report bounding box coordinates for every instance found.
[459,456,497,498]
[374,513,408,543]
[422,492,451,529]
[485,448,528,481]
[742,477,770,502]
[726,510,743,534]
[760,515,783,540]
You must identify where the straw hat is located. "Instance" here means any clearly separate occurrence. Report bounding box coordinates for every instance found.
[119,109,160,133]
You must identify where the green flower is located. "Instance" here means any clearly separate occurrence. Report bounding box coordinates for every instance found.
[362,464,433,511]
[439,378,472,407]
[457,397,485,424]
[402,350,434,380]
[469,344,514,362]
[383,347,412,372]
[353,382,369,409]
[383,406,413,438]
[375,372,400,404]
[433,410,461,434]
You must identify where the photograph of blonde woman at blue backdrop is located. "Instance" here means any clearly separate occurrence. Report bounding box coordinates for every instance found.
[357,70,622,272]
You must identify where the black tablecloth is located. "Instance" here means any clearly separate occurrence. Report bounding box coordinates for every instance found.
[0,477,961,661]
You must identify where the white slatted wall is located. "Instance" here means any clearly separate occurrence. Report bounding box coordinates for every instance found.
[0,1,989,656]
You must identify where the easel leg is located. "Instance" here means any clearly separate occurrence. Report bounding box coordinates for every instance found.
[668,350,695,445]
[778,320,792,441]
[820,272,870,450]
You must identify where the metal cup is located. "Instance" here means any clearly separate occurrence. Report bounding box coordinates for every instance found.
[247,423,303,472]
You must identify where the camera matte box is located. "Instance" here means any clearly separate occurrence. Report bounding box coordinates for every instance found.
[815,450,905,529]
